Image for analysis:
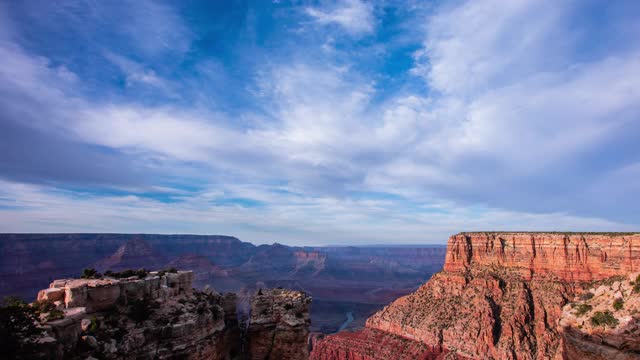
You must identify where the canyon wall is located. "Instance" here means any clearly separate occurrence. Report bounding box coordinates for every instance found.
[311,232,640,360]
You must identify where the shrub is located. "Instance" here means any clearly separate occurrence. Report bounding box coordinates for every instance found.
[283,303,294,310]
[88,316,99,333]
[0,296,43,359]
[590,311,619,327]
[104,269,148,279]
[33,300,55,314]
[613,298,624,311]
[578,292,594,301]
[81,268,100,279]
[45,309,64,322]
[574,303,592,316]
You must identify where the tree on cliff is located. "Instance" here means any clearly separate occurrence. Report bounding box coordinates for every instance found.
[0,297,43,359]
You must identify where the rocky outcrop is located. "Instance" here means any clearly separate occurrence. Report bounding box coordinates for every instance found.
[26,273,313,360]
[311,232,640,360]
[33,271,242,359]
[247,288,312,360]
[558,272,640,359]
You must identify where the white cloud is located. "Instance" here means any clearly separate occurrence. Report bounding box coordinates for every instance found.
[103,52,174,93]
[306,0,375,36]
[1,0,639,239]
[0,179,634,245]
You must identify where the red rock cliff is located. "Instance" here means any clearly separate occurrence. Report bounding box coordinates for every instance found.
[311,232,640,360]
[444,233,640,281]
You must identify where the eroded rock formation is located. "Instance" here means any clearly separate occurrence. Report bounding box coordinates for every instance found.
[33,271,242,359]
[26,272,313,360]
[247,288,312,360]
[311,232,640,360]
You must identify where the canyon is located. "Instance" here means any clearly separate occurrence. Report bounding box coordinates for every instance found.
[311,232,640,360]
[0,234,446,333]
[5,232,639,359]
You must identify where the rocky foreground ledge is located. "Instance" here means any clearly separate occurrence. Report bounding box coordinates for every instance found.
[559,272,640,359]
[310,232,640,360]
[7,270,311,360]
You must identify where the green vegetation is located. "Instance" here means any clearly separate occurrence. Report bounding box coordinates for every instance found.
[45,309,64,321]
[0,297,43,359]
[578,292,594,301]
[81,268,100,279]
[156,267,178,277]
[613,298,624,311]
[574,303,593,316]
[88,316,99,333]
[104,268,148,279]
[590,311,619,327]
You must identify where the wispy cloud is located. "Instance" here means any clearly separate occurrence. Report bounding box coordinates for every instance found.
[0,0,638,242]
[0,179,633,245]
[306,0,375,36]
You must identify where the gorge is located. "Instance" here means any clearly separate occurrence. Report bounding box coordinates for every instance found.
[3,232,640,359]
[311,232,640,360]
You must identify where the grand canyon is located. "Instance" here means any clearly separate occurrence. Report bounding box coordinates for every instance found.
[0,234,446,333]
[3,232,639,359]
[3,1,639,359]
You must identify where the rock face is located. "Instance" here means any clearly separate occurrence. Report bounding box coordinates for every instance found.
[34,271,243,359]
[247,288,312,360]
[311,232,640,360]
[27,273,313,360]
[310,328,453,360]
[558,272,640,359]
[444,233,640,281]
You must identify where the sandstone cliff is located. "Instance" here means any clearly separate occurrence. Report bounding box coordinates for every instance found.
[311,232,640,360]
[247,288,312,360]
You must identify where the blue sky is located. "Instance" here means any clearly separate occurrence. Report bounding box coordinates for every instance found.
[1,0,639,245]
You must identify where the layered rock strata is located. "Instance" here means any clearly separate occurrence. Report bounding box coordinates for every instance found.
[311,232,640,360]
[247,288,312,360]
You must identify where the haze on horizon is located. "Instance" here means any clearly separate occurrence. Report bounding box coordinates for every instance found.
[1,0,639,245]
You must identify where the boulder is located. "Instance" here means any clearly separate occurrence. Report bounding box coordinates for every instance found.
[38,288,65,302]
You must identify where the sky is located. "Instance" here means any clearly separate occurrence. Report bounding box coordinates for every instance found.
[0,0,639,245]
